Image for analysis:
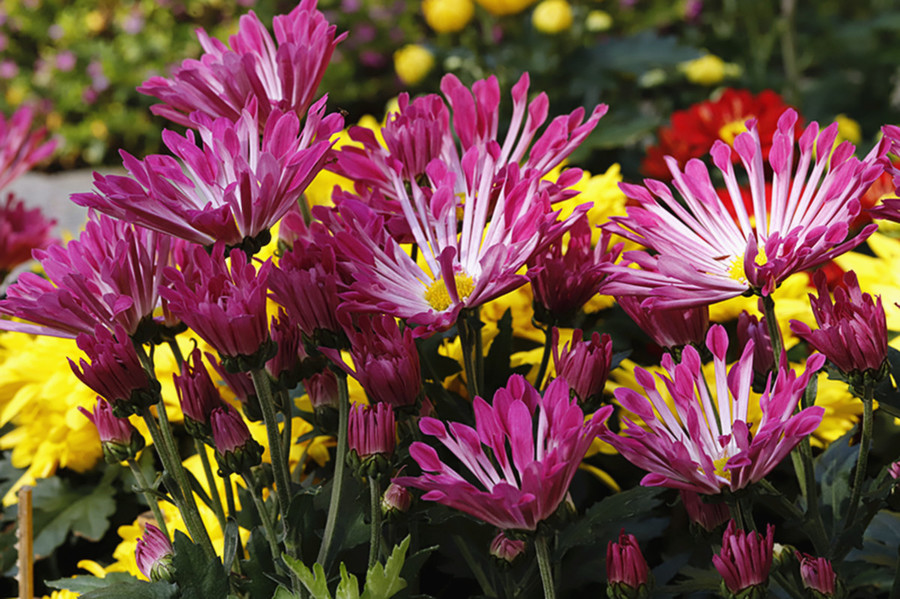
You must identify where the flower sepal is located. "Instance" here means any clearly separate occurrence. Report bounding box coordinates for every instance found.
[718,581,767,599]
[607,581,651,599]
[220,338,279,374]
[215,437,265,476]
[101,428,146,464]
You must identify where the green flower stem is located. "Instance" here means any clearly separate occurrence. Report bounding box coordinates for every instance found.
[534,324,554,392]
[126,457,169,539]
[224,472,237,515]
[317,370,350,567]
[141,406,216,560]
[457,311,483,400]
[534,533,557,599]
[761,293,785,365]
[452,535,497,598]
[242,472,287,577]
[843,384,875,541]
[277,388,293,470]
[195,439,227,528]
[249,367,297,560]
[368,475,383,569]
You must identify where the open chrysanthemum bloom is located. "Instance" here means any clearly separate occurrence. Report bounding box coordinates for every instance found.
[600,109,889,309]
[395,375,612,531]
[600,325,824,495]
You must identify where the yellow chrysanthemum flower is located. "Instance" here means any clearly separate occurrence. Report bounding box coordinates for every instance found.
[585,9,612,32]
[680,54,742,86]
[532,0,573,34]
[476,0,537,17]
[394,44,435,85]
[422,0,475,33]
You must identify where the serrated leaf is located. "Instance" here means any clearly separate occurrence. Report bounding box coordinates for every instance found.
[171,530,229,599]
[558,486,667,553]
[283,556,333,599]
[32,476,116,558]
[360,536,410,599]
[80,580,178,599]
[272,586,298,599]
[335,562,361,599]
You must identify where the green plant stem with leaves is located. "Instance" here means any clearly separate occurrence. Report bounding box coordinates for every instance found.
[243,471,287,578]
[126,456,169,539]
[843,382,875,540]
[195,439,227,530]
[457,309,484,400]
[317,369,351,567]
[534,323,554,392]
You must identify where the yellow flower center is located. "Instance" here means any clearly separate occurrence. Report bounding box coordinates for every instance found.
[713,455,732,482]
[727,247,767,284]
[424,272,475,311]
[718,118,751,146]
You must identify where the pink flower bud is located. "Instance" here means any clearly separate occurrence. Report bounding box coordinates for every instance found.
[135,523,174,582]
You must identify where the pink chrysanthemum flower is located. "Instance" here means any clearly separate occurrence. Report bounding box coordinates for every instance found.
[0,214,171,338]
[868,125,900,224]
[600,110,889,308]
[0,105,57,190]
[175,348,225,436]
[78,397,145,463]
[679,490,730,532]
[160,244,272,366]
[552,328,613,404]
[790,270,888,378]
[395,375,612,531]
[796,552,839,597]
[73,103,340,249]
[599,325,825,494]
[606,530,650,593]
[0,193,56,280]
[713,521,774,597]
[348,402,396,459]
[737,310,775,377]
[137,0,345,127]
[617,295,709,351]
[211,405,264,474]
[135,523,174,583]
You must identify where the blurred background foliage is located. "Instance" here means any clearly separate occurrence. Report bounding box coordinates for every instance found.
[0,0,899,177]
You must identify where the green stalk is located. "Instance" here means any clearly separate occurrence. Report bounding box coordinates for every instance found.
[249,369,292,527]
[195,439,227,530]
[843,383,875,541]
[243,473,287,577]
[457,312,482,399]
[126,457,169,539]
[761,294,785,365]
[534,325,554,392]
[317,370,350,567]
[277,388,294,470]
[368,476,383,569]
[534,533,557,599]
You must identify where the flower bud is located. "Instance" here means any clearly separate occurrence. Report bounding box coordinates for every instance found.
[606,529,651,599]
[135,523,174,583]
[211,406,264,475]
[78,397,145,463]
[490,531,526,565]
[797,552,842,599]
[381,482,412,516]
[713,521,774,599]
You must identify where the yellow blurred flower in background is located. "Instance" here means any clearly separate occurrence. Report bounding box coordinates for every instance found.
[680,53,742,86]
[532,0,573,34]
[476,0,537,17]
[422,0,475,33]
[834,113,862,146]
[394,44,435,85]
[585,9,613,32]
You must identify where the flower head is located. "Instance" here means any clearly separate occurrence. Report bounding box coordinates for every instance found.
[73,103,340,249]
[679,490,729,532]
[552,328,613,404]
[348,402,396,459]
[211,405,264,474]
[617,295,709,351]
[422,0,474,33]
[0,105,57,190]
[135,523,174,582]
[382,482,412,516]
[174,348,225,438]
[137,0,345,127]
[737,310,774,376]
[601,110,888,308]
[0,193,56,280]
[713,521,774,597]
[160,244,273,369]
[600,325,825,494]
[790,270,888,379]
[606,530,650,596]
[395,375,612,531]
[0,214,171,338]
[78,397,145,463]
[490,531,526,564]
[797,552,839,598]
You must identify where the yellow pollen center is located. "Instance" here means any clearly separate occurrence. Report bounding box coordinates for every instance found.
[424,272,475,311]
[718,118,751,146]
[727,247,767,284]
[713,455,732,482]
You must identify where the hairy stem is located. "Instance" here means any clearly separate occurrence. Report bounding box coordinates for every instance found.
[317,370,350,567]
[126,457,169,539]
[534,533,557,599]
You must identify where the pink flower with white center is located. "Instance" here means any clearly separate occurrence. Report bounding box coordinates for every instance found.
[322,314,421,408]
[0,193,56,279]
[790,270,888,378]
[135,523,174,582]
[617,295,709,351]
[78,397,145,463]
[529,216,622,324]
[552,328,613,404]
[137,0,346,127]
[394,375,612,531]
[0,214,171,338]
[72,102,341,249]
[796,552,839,597]
[160,244,272,365]
[348,402,396,459]
[606,530,650,594]
[599,325,825,495]
[713,521,774,597]
[0,105,56,190]
[69,325,157,416]
[599,109,889,309]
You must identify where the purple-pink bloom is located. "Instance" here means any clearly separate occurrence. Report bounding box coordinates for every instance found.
[137,0,346,127]
[73,102,340,248]
[348,402,396,459]
[266,309,310,387]
[796,552,838,597]
[606,530,650,591]
[599,325,825,495]
[600,109,889,308]
[617,295,709,350]
[737,310,774,376]
[174,348,225,427]
[0,214,171,338]
[304,369,339,410]
[490,531,525,563]
[551,328,613,404]
[211,405,254,454]
[69,325,156,415]
[381,482,412,515]
[161,244,271,363]
[395,375,612,531]
[0,105,57,190]
[790,270,888,377]
[528,216,622,323]
[679,490,729,532]
[78,397,145,462]
[713,521,774,595]
[868,125,900,224]
[135,523,174,582]
[322,314,421,407]
[0,193,56,278]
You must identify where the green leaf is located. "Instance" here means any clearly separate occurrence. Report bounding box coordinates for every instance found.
[584,32,702,76]
[282,556,333,599]
[171,530,230,599]
[335,562,361,599]
[47,572,141,593]
[272,586,298,599]
[80,581,178,599]
[31,476,116,558]
[238,528,279,599]
[815,430,857,536]
[360,536,410,599]
[483,308,515,397]
[844,510,900,590]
